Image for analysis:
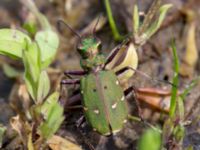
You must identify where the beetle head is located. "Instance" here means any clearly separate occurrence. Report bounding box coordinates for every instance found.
[77,36,101,59]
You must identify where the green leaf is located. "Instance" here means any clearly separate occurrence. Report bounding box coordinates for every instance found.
[138,128,161,150]
[177,97,184,120]
[104,0,123,41]
[170,40,179,118]
[24,71,36,101]
[0,29,31,58]
[2,63,21,78]
[145,4,172,39]
[22,41,41,101]
[23,21,37,36]
[41,92,59,116]
[22,0,51,30]
[35,30,59,69]
[0,124,6,148]
[173,125,185,142]
[39,92,64,139]
[37,71,50,103]
[23,42,41,82]
[133,5,139,34]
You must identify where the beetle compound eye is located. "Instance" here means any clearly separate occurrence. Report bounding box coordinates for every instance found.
[93,88,97,92]
[104,85,107,89]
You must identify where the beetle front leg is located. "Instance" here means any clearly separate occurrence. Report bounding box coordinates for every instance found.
[64,70,87,79]
[104,40,129,68]
[61,78,80,91]
[59,79,80,105]
[61,79,80,85]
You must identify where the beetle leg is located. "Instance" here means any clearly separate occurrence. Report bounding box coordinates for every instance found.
[61,78,80,90]
[104,46,122,68]
[125,86,175,113]
[66,92,82,106]
[75,116,96,150]
[104,40,129,68]
[76,116,85,128]
[61,79,80,85]
[124,86,144,120]
[116,66,176,87]
[65,105,83,110]
[64,70,87,79]
[136,87,174,113]
[59,79,80,105]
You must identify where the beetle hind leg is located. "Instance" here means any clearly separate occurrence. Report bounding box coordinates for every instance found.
[124,86,144,120]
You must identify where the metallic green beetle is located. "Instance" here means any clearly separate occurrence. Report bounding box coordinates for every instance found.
[61,35,135,135]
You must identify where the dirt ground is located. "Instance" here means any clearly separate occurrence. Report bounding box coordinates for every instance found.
[0,0,199,150]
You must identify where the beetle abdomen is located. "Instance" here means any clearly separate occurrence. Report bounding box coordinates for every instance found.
[80,70,128,135]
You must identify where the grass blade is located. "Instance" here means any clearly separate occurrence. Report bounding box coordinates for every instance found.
[104,0,123,41]
[169,40,179,118]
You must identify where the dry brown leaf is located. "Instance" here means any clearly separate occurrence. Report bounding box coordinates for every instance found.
[137,88,181,113]
[48,135,82,150]
[18,84,31,111]
[10,115,31,146]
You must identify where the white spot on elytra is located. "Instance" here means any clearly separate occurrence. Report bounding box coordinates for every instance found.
[112,102,117,109]
[81,90,84,94]
[121,96,125,101]
[93,128,97,131]
[94,109,99,114]
[116,80,119,85]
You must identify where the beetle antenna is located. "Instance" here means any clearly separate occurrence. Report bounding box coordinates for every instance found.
[57,19,82,40]
[92,14,102,35]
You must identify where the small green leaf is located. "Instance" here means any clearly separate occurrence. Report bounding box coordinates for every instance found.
[170,40,179,118]
[22,41,41,101]
[177,97,184,120]
[133,5,139,34]
[145,4,172,39]
[22,0,51,30]
[0,29,31,58]
[23,42,41,82]
[0,124,6,148]
[41,92,59,116]
[39,92,64,139]
[173,125,185,142]
[23,21,37,36]
[24,70,37,101]
[35,30,59,69]
[138,128,161,150]
[37,71,50,103]
[2,63,21,78]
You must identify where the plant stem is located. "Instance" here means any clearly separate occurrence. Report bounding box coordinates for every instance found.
[169,39,179,118]
[104,0,123,41]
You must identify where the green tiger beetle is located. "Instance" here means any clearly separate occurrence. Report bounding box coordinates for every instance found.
[58,19,174,136]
